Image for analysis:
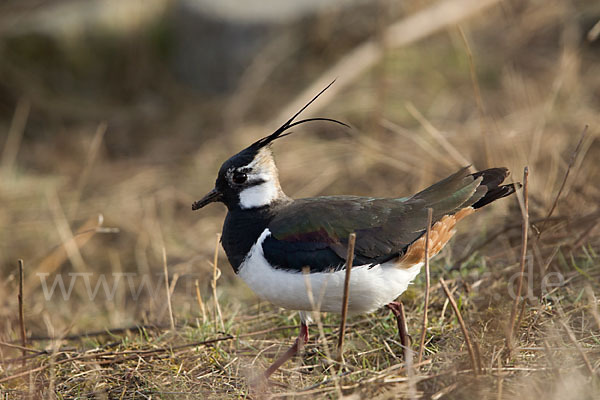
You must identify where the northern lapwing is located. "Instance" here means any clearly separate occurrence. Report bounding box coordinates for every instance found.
[192,83,518,379]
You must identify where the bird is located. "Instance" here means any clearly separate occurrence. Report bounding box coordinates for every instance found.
[192,82,518,379]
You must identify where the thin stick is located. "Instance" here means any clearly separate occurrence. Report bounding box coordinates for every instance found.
[18,259,26,367]
[418,208,433,364]
[508,167,529,350]
[538,126,587,238]
[337,233,356,361]
[211,233,225,331]
[195,279,207,324]
[162,247,175,331]
[439,278,480,375]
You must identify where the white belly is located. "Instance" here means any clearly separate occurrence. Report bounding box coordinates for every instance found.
[237,229,423,314]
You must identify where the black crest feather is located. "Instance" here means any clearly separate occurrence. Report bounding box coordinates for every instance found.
[250,80,349,150]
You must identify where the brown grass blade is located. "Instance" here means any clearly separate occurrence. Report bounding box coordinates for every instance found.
[18,259,26,368]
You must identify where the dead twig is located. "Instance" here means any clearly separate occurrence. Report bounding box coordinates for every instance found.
[417,208,433,364]
[337,232,356,361]
[439,278,481,375]
[18,259,26,367]
[508,166,529,352]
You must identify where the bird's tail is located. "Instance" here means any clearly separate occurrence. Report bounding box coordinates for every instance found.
[469,168,520,209]
[393,167,520,268]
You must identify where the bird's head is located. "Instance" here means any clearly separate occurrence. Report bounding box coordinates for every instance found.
[192,81,348,211]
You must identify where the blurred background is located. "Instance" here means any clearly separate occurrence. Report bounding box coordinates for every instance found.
[1,0,600,394]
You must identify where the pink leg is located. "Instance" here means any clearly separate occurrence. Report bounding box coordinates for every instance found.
[387,301,411,350]
[263,322,309,379]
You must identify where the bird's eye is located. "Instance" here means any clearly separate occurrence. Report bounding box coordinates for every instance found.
[232,172,247,184]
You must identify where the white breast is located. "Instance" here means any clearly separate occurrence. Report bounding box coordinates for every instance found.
[237,229,423,315]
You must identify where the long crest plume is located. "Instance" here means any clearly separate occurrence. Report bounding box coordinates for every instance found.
[249,80,349,150]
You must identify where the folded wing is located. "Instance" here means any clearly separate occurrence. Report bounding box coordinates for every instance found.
[262,167,514,272]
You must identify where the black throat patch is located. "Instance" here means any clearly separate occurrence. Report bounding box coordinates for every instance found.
[220,206,276,273]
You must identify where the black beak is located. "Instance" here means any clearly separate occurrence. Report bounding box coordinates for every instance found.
[192,188,223,210]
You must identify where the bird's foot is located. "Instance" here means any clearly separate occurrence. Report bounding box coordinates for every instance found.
[387,301,411,350]
[261,322,309,382]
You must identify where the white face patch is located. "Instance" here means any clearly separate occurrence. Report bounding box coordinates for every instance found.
[239,179,279,209]
[231,147,284,209]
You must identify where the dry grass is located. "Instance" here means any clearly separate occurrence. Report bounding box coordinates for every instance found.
[1,0,600,398]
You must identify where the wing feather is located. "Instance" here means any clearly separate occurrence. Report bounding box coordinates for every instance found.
[262,167,511,272]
